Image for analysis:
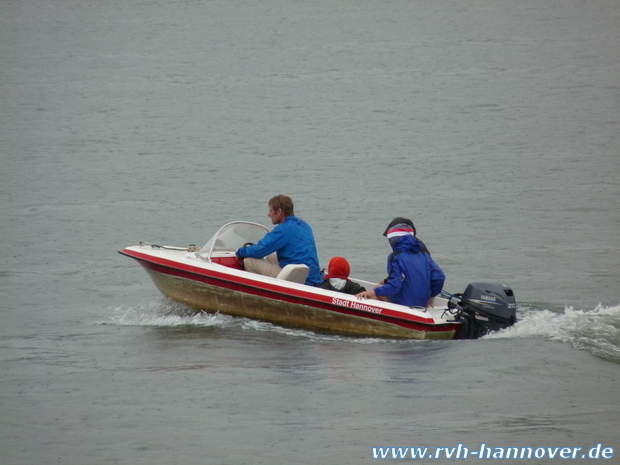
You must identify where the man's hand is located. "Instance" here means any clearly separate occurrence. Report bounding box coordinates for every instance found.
[356,290,377,300]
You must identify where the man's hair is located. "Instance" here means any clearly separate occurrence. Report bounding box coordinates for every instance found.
[269,195,294,217]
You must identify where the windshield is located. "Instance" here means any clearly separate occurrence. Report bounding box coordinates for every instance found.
[197,221,270,261]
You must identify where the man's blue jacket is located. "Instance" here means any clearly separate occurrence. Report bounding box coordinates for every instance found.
[236,216,322,286]
[374,235,445,307]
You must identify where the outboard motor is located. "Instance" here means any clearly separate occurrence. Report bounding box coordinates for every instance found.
[447,282,517,339]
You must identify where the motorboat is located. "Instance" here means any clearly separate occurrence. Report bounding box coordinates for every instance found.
[118,221,517,340]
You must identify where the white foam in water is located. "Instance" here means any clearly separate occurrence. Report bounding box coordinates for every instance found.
[101,299,620,359]
[102,298,237,328]
[486,304,620,362]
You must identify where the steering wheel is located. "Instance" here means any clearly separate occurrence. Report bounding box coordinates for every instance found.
[241,242,254,247]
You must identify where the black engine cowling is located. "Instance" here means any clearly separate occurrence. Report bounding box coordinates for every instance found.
[448,282,517,339]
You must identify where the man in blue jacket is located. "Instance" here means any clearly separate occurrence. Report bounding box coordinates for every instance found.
[357,222,445,307]
[235,195,322,286]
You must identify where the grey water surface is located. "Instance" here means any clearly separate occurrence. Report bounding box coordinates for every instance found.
[1,1,619,464]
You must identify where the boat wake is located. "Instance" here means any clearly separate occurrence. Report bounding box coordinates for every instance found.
[100,298,388,343]
[100,299,620,361]
[485,303,620,363]
[102,298,238,329]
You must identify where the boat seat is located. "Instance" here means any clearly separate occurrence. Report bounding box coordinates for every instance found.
[276,264,309,284]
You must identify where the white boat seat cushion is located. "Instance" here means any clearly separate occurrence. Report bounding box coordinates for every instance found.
[276,264,310,284]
